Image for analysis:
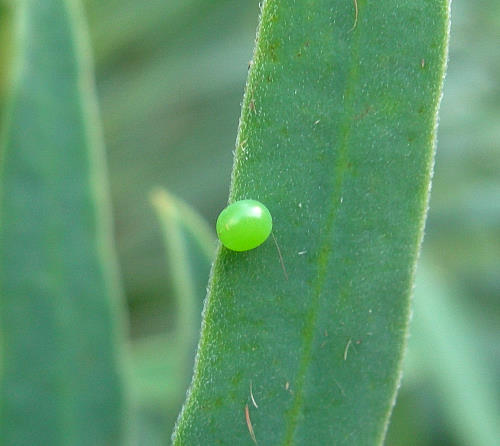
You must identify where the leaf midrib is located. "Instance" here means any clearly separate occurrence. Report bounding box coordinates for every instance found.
[282,13,362,445]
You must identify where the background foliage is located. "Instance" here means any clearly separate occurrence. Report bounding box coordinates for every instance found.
[85,0,499,444]
[1,0,499,444]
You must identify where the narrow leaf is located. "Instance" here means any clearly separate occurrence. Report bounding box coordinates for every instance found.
[129,189,215,441]
[174,0,450,445]
[149,188,215,357]
[0,1,128,445]
[410,261,500,446]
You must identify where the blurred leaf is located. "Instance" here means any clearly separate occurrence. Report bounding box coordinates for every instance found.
[406,260,500,446]
[0,1,129,444]
[173,0,450,444]
[130,189,214,442]
[81,1,259,330]
[150,188,215,343]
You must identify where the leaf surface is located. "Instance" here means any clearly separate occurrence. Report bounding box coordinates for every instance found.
[0,1,128,444]
[174,0,451,444]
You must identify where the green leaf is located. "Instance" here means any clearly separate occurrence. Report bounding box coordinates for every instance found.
[173,0,450,444]
[149,188,215,351]
[0,1,129,445]
[129,189,215,442]
[408,260,500,446]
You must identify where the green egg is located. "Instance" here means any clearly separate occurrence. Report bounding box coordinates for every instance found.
[216,199,273,251]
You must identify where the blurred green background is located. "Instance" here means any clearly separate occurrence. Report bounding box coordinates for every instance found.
[81,0,498,444]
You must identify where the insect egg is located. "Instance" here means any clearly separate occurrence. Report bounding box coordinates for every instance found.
[216,199,272,252]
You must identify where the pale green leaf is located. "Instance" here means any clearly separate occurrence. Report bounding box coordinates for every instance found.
[0,1,129,444]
